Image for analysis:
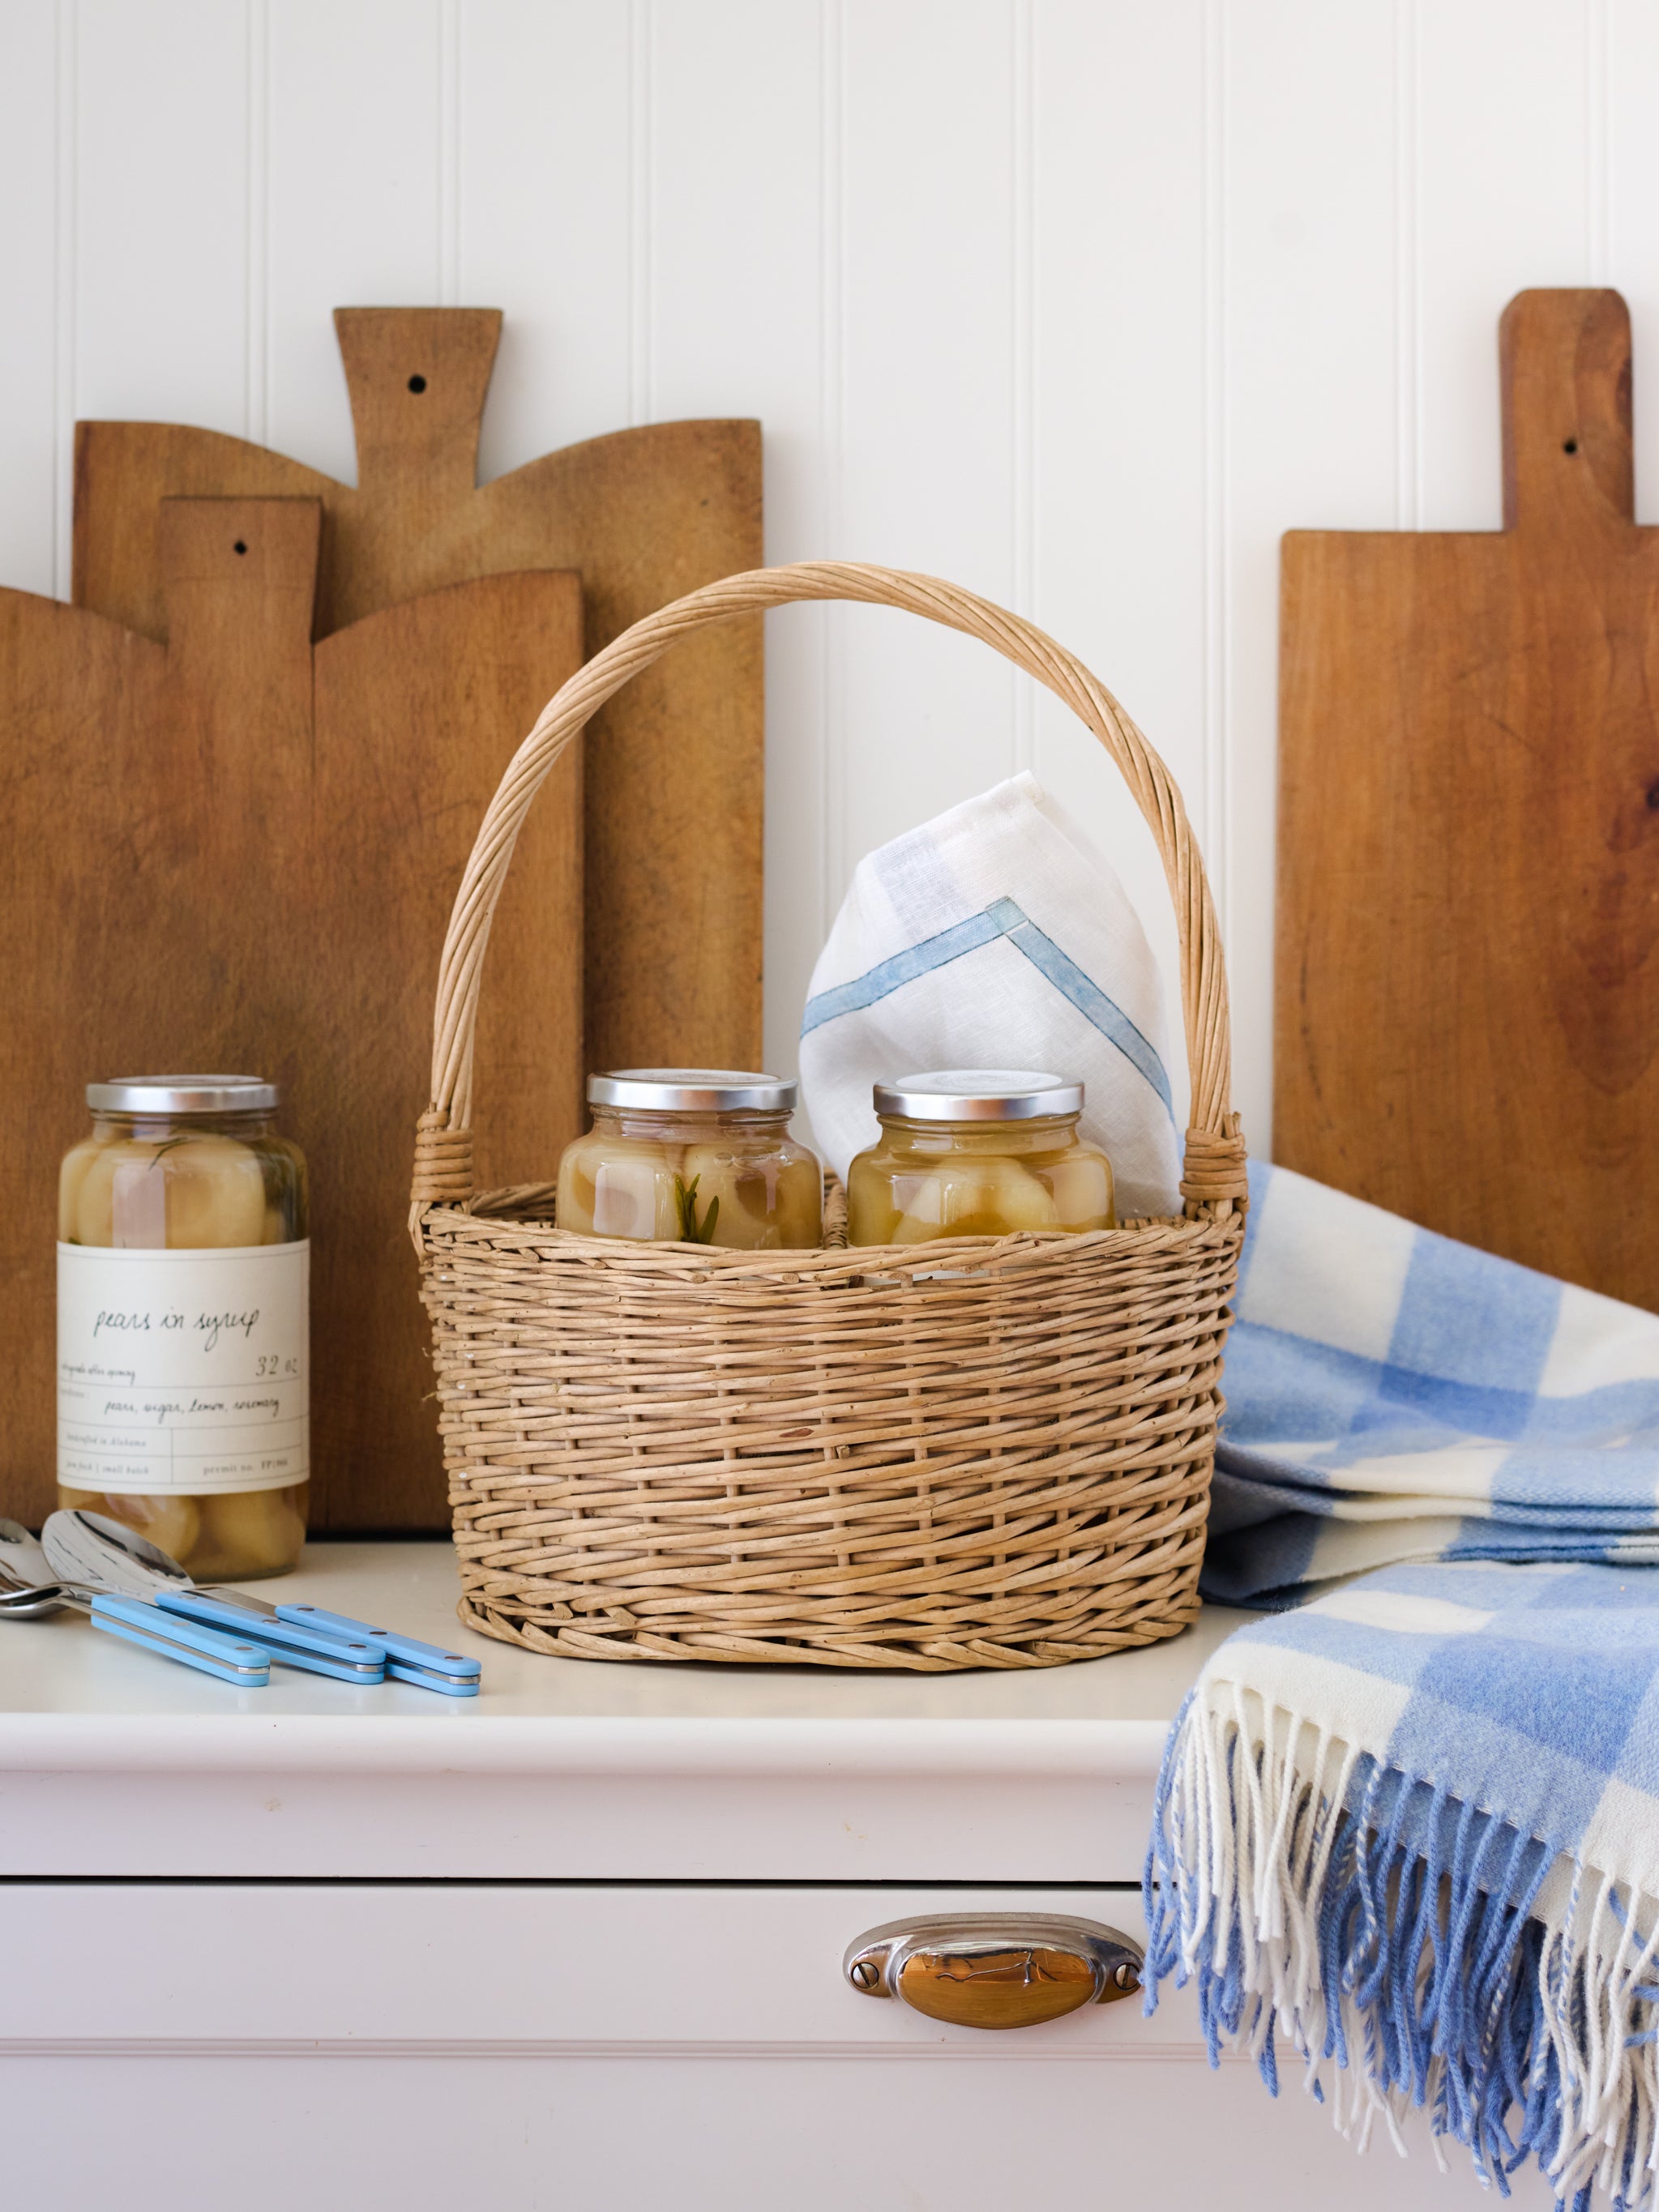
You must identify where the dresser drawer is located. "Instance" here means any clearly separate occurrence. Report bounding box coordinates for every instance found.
[2,1880,1546,2210]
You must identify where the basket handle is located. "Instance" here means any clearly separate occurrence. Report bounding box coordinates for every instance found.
[411,562,1246,1223]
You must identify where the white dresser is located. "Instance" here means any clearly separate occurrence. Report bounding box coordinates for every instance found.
[0,1543,1545,2209]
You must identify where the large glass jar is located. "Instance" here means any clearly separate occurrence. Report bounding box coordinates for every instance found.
[57,1076,309,1580]
[847,1070,1115,1245]
[557,1070,823,1249]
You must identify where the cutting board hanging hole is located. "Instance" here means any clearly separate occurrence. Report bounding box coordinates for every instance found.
[71,303,763,1090]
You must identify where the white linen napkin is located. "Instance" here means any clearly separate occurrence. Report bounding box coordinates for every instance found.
[798,772,1182,1219]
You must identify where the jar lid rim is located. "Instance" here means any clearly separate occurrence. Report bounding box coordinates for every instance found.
[588,1068,797,1112]
[87,1075,280,1113]
[874,1070,1084,1121]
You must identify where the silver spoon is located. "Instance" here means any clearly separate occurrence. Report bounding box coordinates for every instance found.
[0,1549,268,1680]
[0,1522,75,1614]
[0,1565,72,1616]
[36,1510,178,1599]
[0,1518,60,1587]
[0,1554,99,1613]
[41,1512,387,1684]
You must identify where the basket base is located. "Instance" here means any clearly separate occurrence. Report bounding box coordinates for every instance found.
[455,1587,1202,1672]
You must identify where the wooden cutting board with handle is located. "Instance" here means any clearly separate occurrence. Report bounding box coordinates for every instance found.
[0,497,582,1531]
[1276,288,1659,1308]
[73,308,763,1078]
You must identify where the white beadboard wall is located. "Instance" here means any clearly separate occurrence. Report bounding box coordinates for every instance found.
[2,0,1653,1152]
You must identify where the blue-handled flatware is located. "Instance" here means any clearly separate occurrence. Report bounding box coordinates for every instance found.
[88,1592,271,1685]
[155,1589,385,1684]
[276,1605,481,1696]
[89,1592,271,1685]
[0,1519,269,1685]
[42,1509,482,1696]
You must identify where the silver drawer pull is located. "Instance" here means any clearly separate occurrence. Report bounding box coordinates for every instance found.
[844,1912,1143,2032]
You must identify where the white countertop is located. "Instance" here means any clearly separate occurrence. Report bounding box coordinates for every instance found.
[0,1539,1251,1883]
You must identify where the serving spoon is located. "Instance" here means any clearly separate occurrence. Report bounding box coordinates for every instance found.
[39,1511,385,1685]
[0,1519,269,1683]
[0,1519,76,1614]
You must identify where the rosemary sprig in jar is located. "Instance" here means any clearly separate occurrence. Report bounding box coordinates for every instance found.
[673,1172,720,1245]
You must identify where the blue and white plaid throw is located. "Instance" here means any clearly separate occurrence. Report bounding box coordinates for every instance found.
[1148,1164,1659,2209]
[1204,1164,1659,1607]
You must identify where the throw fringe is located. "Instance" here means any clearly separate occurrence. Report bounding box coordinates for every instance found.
[1144,1688,1659,2211]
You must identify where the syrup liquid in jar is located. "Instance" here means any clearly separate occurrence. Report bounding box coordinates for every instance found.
[557,1070,823,1249]
[846,1070,1114,1245]
[57,1075,309,1579]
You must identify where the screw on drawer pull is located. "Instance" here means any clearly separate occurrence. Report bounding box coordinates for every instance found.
[843,1914,1144,2031]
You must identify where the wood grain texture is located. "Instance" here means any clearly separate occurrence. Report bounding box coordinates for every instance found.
[72,307,763,1075]
[0,497,582,1531]
[1276,288,1659,1307]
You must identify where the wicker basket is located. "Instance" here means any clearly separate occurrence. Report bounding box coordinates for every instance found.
[411,562,1247,1671]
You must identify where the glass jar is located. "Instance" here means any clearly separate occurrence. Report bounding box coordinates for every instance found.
[556,1070,823,1249]
[847,1070,1115,1245]
[57,1076,310,1580]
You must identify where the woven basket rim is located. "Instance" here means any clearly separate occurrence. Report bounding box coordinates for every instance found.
[421,1188,1241,1279]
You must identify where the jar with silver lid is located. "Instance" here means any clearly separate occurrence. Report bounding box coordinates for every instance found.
[556,1070,823,1248]
[57,1075,309,1579]
[847,1070,1115,1245]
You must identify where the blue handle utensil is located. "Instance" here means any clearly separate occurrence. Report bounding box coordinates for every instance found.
[276,1605,482,1697]
[156,1591,386,1685]
[41,1508,481,1697]
[89,1593,271,1687]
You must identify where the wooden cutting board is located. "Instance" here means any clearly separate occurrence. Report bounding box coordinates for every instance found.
[73,307,763,1078]
[0,497,582,1531]
[1276,288,1659,1308]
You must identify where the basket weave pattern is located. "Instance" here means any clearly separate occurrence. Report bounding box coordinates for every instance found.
[413,563,1246,1670]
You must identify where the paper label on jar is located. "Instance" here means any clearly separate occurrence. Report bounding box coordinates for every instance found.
[57,1241,309,1496]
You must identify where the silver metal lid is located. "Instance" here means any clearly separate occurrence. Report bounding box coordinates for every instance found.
[86,1074,279,1114]
[873,1070,1084,1121]
[587,1068,797,1113]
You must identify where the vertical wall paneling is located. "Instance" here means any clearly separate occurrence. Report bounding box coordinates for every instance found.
[0,0,60,598]
[438,0,460,309]
[457,1,632,478]
[6,0,1658,1164]
[629,0,652,425]
[1394,0,1420,531]
[246,0,271,449]
[1223,2,1400,1153]
[1026,0,1206,1130]
[265,0,443,481]
[1009,0,1034,780]
[1608,0,1659,524]
[53,0,77,597]
[1586,0,1610,283]
[646,0,827,1080]
[835,0,1017,885]
[74,0,250,448]
[1415,0,1589,531]
[1202,0,1227,938]
[819,0,847,940]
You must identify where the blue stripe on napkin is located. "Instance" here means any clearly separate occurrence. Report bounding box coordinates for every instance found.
[800,895,1173,1115]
